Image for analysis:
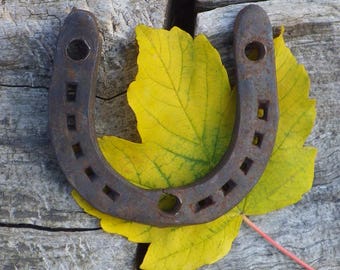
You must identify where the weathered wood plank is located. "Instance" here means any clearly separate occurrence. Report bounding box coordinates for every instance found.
[0,0,167,226]
[0,0,168,99]
[0,0,167,268]
[0,227,136,269]
[196,0,340,84]
[197,0,340,269]
[0,86,138,227]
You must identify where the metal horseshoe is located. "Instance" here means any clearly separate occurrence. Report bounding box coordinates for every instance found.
[49,5,278,227]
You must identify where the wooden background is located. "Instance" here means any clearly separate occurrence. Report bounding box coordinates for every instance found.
[0,0,339,269]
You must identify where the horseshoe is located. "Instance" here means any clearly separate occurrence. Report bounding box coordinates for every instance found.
[49,5,278,227]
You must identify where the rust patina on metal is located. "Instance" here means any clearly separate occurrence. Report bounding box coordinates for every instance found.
[49,5,278,227]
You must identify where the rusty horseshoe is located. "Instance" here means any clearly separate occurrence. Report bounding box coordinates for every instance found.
[49,5,278,227]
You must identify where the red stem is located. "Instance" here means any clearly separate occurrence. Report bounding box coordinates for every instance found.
[242,215,315,270]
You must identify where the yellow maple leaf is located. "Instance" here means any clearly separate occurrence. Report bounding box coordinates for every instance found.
[97,25,234,189]
[73,25,316,270]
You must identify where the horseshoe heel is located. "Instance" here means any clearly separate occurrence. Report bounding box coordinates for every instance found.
[49,5,278,227]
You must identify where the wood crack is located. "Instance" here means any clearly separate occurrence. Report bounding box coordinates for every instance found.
[0,83,127,102]
[0,222,101,233]
[0,83,49,90]
[95,90,127,101]
[196,0,268,12]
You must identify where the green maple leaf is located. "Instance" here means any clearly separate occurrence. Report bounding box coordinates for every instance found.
[73,25,317,270]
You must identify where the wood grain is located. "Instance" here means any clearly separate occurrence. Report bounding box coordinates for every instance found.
[0,227,136,269]
[0,0,339,269]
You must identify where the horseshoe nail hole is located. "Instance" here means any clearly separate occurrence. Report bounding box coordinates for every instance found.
[66,82,77,102]
[240,157,253,175]
[72,143,83,158]
[221,179,236,196]
[258,101,269,120]
[103,185,120,201]
[67,115,76,130]
[195,196,215,213]
[245,41,266,61]
[85,167,96,181]
[158,194,181,214]
[252,132,264,147]
[67,39,90,61]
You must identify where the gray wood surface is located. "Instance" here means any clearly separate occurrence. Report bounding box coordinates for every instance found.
[1,0,339,269]
[196,0,266,11]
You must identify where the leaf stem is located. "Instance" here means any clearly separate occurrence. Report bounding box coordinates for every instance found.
[242,215,315,270]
